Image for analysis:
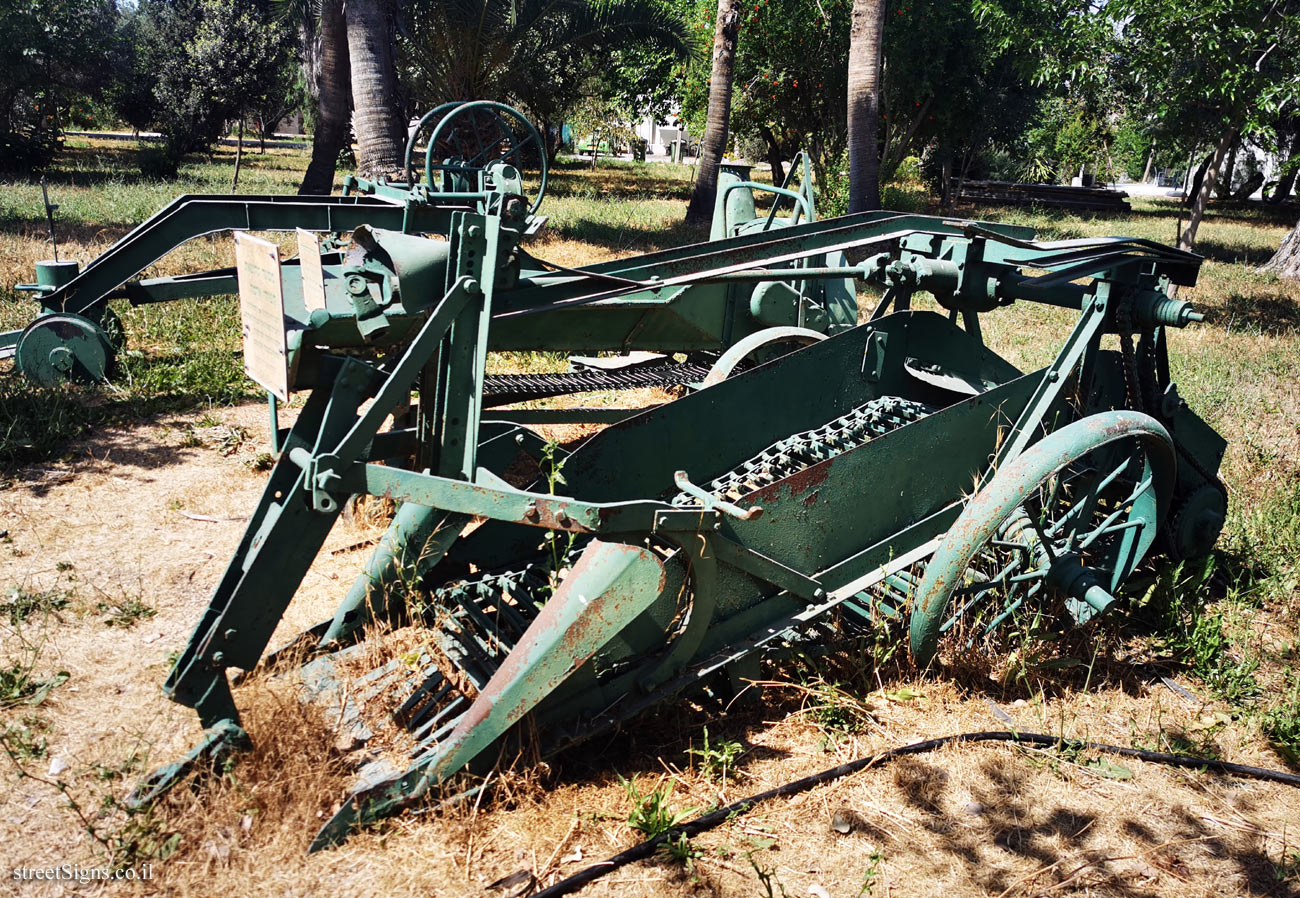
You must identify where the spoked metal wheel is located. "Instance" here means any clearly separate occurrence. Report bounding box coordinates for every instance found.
[406,101,548,212]
[909,411,1178,667]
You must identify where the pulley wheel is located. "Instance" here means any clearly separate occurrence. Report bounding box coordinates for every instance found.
[16,313,115,387]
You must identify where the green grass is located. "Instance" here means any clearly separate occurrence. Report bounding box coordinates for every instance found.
[2,585,71,626]
[1262,677,1300,765]
[0,651,68,710]
[96,595,157,628]
[686,727,745,783]
[620,775,698,840]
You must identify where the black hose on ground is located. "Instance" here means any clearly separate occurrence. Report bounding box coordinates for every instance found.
[532,729,1300,898]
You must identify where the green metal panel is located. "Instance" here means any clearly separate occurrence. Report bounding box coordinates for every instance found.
[555,311,1022,504]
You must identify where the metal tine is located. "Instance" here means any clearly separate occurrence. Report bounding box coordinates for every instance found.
[352,667,415,709]
[393,666,447,725]
[410,695,471,746]
[400,680,457,732]
[433,621,496,689]
[443,614,501,677]
[456,590,514,657]
[510,569,553,612]
[349,657,404,691]
[482,573,541,634]
[484,587,532,639]
[424,709,472,752]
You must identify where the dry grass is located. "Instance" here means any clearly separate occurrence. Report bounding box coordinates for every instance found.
[1,145,1299,896]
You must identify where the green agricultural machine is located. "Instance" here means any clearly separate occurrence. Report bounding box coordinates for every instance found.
[12,105,1227,850]
[3,103,850,394]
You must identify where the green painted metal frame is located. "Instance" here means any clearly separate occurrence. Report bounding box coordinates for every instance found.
[94,110,1223,851]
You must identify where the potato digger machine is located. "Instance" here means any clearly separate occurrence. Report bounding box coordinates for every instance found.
[8,104,1228,850]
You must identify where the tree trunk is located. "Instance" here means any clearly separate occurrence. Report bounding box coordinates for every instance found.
[846,0,885,213]
[1140,142,1155,183]
[540,117,560,165]
[1216,135,1240,199]
[1187,150,1213,203]
[300,0,351,195]
[685,0,742,225]
[1232,170,1264,201]
[1267,127,1300,204]
[1271,167,1298,204]
[758,123,784,186]
[299,9,321,107]
[1261,218,1300,280]
[346,0,405,179]
[1179,127,1238,252]
[880,95,931,184]
[231,118,244,193]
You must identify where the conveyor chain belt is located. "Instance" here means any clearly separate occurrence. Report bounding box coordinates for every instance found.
[673,395,935,505]
[483,361,716,405]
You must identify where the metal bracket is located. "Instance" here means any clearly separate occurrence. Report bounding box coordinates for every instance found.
[673,470,763,520]
[652,508,722,533]
[862,330,889,381]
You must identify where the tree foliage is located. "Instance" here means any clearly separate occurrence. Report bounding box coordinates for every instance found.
[1,0,116,173]
[1113,0,1300,139]
[116,0,297,171]
[398,0,693,151]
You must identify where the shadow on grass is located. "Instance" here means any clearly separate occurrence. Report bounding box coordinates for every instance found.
[546,217,709,256]
[0,216,132,244]
[0,350,257,475]
[9,142,307,192]
[1196,239,1277,267]
[958,197,1296,233]
[1210,291,1300,335]
[547,159,697,202]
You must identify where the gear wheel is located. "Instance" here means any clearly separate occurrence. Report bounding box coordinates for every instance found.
[1166,484,1227,560]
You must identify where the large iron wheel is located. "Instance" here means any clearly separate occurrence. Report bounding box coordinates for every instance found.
[405,101,548,213]
[908,411,1177,667]
[701,325,827,386]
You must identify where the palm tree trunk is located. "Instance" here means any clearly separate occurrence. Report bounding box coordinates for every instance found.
[299,6,321,107]
[846,0,885,213]
[1179,126,1238,252]
[685,0,742,225]
[300,0,351,195]
[346,0,405,178]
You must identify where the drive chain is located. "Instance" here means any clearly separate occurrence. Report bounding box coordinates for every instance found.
[672,395,935,505]
[483,362,715,405]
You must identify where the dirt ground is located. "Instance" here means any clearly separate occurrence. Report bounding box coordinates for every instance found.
[1,401,1299,898]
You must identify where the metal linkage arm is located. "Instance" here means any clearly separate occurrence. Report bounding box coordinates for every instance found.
[36,194,444,318]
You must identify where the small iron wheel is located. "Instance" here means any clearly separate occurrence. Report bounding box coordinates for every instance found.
[909,410,1177,667]
[15,312,116,387]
